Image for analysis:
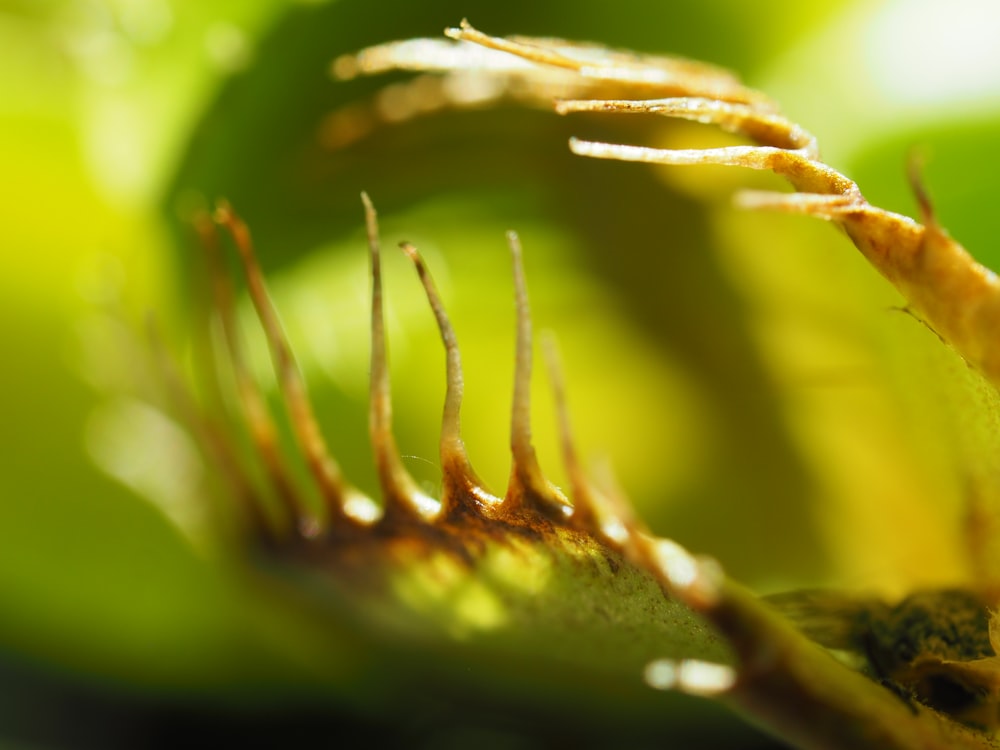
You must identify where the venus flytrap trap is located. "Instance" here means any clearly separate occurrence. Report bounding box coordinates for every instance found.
[178,193,744,702]
[153,19,1000,750]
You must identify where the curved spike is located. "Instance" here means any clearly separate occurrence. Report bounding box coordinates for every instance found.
[362,194,441,525]
[540,334,643,547]
[195,213,319,539]
[555,97,817,157]
[395,242,462,451]
[445,20,765,105]
[214,200,364,531]
[568,138,860,196]
[734,190,862,217]
[570,138,787,166]
[446,19,585,73]
[146,314,274,541]
[399,241,501,516]
[507,231,542,483]
[332,37,535,80]
[906,150,940,229]
[539,333,601,534]
[505,231,571,520]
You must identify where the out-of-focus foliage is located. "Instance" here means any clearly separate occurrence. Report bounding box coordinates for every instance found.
[3,0,1000,746]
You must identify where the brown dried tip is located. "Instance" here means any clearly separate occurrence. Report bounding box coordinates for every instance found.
[195,213,314,539]
[399,241,501,517]
[362,193,441,525]
[214,199,368,532]
[504,231,571,521]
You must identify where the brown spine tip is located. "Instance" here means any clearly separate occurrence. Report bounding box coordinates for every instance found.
[399,241,500,517]
[505,232,571,521]
[196,213,318,539]
[362,193,441,525]
[214,199,361,531]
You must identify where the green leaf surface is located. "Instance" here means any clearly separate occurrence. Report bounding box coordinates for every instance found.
[5,0,1000,747]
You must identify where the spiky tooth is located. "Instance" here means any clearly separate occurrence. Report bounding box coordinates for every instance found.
[504,231,573,522]
[331,38,536,80]
[215,200,367,532]
[538,339,654,548]
[555,97,817,156]
[734,190,862,217]
[539,333,606,536]
[195,213,317,539]
[445,20,764,105]
[444,20,582,73]
[147,315,275,541]
[399,241,502,518]
[569,138,790,168]
[568,138,858,195]
[362,193,441,527]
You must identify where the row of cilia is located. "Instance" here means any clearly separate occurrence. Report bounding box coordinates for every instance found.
[164,21,1000,750]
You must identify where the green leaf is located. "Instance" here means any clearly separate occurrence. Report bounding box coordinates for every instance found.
[6,1,1000,747]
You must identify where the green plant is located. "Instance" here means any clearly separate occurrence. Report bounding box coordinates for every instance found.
[158,23,1000,748]
[8,2,990,748]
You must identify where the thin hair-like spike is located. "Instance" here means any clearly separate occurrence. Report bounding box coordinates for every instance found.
[339,24,1000,388]
[400,241,500,516]
[214,200,357,530]
[907,150,939,229]
[362,193,441,524]
[146,314,274,541]
[556,97,817,157]
[444,20,765,105]
[195,213,318,539]
[539,333,601,535]
[327,23,768,150]
[506,231,570,519]
[568,138,859,196]
[445,19,586,74]
[734,190,861,217]
[508,231,539,478]
[538,334,575,473]
[398,242,462,449]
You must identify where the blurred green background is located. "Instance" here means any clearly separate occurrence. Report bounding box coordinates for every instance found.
[3,0,1000,746]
